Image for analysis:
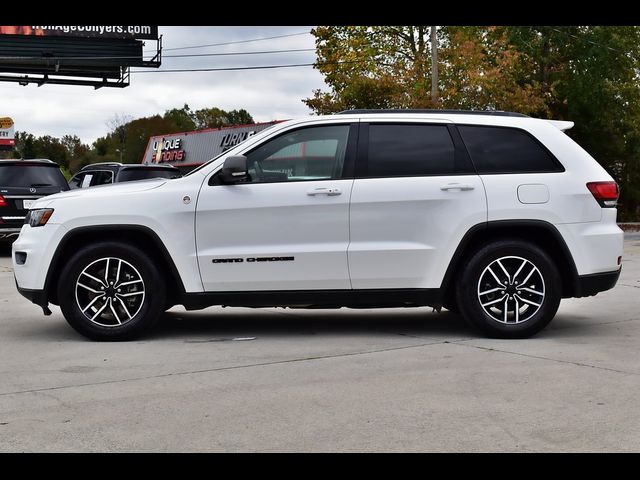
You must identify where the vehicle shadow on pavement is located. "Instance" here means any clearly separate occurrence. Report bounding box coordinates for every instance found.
[0,244,12,257]
[150,308,472,340]
[11,309,606,342]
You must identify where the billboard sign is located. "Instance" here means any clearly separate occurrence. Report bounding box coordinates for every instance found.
[0,26,161,88]
[0,26,158,40]
[0,117,15,150]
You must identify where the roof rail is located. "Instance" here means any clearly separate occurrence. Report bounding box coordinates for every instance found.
[122,164,178,168]
[84,162,123,167]
[337,109,529,118]
[0,158,56,163]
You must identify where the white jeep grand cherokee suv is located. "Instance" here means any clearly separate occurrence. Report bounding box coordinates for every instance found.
[12,110,623,341]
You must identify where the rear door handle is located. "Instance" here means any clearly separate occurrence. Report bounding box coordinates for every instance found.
[307,187,342,196]
[440,183,475,191]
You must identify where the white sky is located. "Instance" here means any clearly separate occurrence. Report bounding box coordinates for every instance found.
[0,26,326,144]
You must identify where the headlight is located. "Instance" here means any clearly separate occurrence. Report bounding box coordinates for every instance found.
[25,209,54,227]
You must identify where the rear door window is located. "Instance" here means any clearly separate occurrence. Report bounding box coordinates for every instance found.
[365,124,461,177]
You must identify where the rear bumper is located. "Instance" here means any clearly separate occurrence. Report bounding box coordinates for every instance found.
[0,227,22,241]
[555,213,623,276]
[575,268,621,297]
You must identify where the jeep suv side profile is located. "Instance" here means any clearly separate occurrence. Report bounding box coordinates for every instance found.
[0,159,69,243]
[12,111,623,340]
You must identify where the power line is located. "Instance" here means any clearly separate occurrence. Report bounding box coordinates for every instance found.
[130,62,318,73]
[167,48,314,58]
[0,48,316,62]
[158,31,311,52]
[129,59,374,74]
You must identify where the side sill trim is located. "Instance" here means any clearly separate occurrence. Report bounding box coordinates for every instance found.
[179,288,443,310]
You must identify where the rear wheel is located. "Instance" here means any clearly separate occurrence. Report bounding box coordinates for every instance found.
[456,240,561,338]
[58,242,166,341]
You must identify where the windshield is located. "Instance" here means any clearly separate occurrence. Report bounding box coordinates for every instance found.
[118,168,180,183]
[0,165,68,188]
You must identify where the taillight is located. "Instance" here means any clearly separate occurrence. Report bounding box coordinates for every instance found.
[587,181,619,208]
[0,195,6,207]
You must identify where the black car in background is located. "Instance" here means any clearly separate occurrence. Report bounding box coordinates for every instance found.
[69,163,182,189]
[0,159,69,243]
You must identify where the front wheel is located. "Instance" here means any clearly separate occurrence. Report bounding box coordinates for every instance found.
[456,240,561,338]
[58,242,166,341]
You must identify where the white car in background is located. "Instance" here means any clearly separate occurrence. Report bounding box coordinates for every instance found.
[12,110,623,340]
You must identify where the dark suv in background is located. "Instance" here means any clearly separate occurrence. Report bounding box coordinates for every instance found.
[0,159,69,243]
[69,163,181,189]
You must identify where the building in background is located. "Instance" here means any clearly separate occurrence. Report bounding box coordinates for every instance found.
[0,117,15,151]
[141,121,281,174]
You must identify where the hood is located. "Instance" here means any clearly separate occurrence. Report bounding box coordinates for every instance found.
[37,178,167,205]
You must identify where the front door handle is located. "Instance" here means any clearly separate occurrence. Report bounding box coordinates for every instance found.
[440,183,475,191]
[307,187,342,196]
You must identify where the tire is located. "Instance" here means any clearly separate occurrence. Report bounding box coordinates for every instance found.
[57,241,166,341]
[456,240,561,339]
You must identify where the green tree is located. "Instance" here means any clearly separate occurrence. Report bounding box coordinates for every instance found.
[192,107,229,130]
[304,26,435,113]
[503,26,640,218]
[12,132,37,159]
[32,135,69,169]
[122,115,180,164]
[226,109,254,126]
[164,104,196,131]
[93,115,179,164]
[5,105,257,174]
[61,135,92,172]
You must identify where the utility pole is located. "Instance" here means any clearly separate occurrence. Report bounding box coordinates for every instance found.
[431,25,439,105]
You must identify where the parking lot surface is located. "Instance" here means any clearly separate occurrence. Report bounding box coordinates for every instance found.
[1,235,639,452]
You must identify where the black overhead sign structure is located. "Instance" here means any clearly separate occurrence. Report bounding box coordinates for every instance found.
[0,26,161,89]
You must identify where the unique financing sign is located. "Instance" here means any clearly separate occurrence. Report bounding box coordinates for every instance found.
[0,117,15,151]
[153,138,186,163]
[0,26,158,40]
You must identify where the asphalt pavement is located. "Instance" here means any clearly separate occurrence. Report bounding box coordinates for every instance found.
[0,235,639,452]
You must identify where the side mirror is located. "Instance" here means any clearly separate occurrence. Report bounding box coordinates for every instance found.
[219,155,249,184]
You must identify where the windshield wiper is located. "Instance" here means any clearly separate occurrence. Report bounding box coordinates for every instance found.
[30,183,54,187]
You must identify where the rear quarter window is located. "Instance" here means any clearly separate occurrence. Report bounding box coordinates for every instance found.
[458,125,564,174]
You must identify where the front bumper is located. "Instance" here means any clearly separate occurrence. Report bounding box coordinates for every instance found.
[15,281,48,307]
[12,223,67,291]
[575,268,621,297]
